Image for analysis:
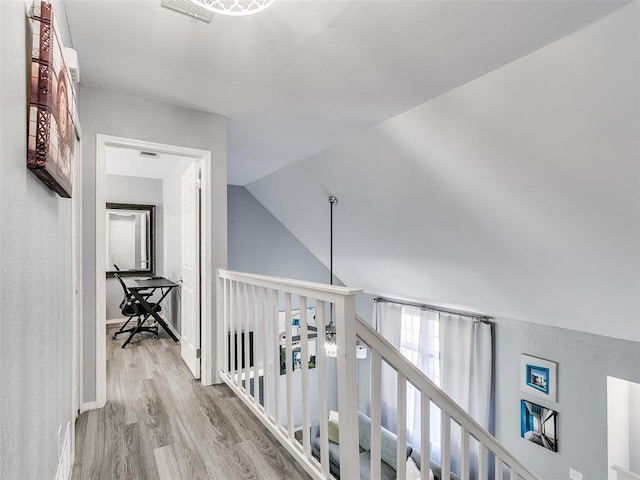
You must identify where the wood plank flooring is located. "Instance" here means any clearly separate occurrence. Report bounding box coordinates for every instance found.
[72,326,312,480]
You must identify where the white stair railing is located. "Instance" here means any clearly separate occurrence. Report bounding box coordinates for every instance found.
[216,269,540,480]
[612,465,640,480]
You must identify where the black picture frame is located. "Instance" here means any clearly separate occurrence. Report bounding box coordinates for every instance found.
[105,202,155,278]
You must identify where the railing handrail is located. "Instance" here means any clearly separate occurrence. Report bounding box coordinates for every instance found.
[218,269,362,299]
[612,465,640,480]
[355,317,541,480]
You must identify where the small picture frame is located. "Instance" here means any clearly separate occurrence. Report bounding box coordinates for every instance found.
[520,354,557,402]
[520,399,558,452]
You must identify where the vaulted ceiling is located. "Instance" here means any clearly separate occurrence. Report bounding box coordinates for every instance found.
[64,0,626,184]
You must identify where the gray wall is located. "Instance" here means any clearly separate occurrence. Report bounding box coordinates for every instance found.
[494,317,640,479]
[0,1,74,478]
[80,86,227,403]
[228,185,333,283]
[104,174,163,320]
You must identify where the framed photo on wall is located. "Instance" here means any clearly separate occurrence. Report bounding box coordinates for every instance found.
[520,354,558,402]
[520,399,558,452]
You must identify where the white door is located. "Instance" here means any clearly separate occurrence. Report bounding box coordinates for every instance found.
[181,162,201,378]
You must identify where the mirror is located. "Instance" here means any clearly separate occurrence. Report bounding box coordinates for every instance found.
[106,203,155,277]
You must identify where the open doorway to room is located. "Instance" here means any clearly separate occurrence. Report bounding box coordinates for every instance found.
[94,136,212,408]
[104,145,201,370]
[607,376,640,480]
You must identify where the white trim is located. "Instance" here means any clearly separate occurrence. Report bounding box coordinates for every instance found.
[71,126,83,471]
[54,422,72,480]
[612,465,640,480]
[106,317,126,325]
[200,157,213,385]
[95,134,220,405]
[95,136,106,409]
[79,402,97,413]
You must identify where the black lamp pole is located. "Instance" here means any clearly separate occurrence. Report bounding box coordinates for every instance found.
[328,195,338,286]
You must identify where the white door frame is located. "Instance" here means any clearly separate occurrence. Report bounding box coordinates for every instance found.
[94,134,215,408]
[71,126,82,466]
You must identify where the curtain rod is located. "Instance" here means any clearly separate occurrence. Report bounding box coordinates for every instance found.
[374,296,493,322]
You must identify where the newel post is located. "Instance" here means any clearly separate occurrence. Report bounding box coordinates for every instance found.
[335,294,360,480]
[214,270,225,384]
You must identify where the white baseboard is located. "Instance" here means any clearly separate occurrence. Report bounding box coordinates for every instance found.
[164,319,180,339]
[54,422,72,480]
[80,401,97,413]
[106,317,125,325]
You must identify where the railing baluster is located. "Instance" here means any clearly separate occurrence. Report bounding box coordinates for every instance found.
[228,280,234,379]
[510,464,518,480]
[272,289,280,428]
[235,281,242,386]
[252,285,259,407]
[442,411,451,480]
[299,296,310,458]
[316,300,329,477]
[496,456,504,480]
[479,443,487,480]
[285,292,294,441]
[222,278,228,377]
[397,372,407,480]
[461,426,470,480]
[370,350,382,480]
[420,392,431,480]
[261,287,269,417]
[243,282,250,396]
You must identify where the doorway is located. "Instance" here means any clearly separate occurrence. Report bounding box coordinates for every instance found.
[607,376,640,480]
[94,135,214,408]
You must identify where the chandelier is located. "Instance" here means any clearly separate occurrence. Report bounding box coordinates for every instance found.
[189,0,275,16]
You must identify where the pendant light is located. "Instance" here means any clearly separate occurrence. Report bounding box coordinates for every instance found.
[324,195,339,358]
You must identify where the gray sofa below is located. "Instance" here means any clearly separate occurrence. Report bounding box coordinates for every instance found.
[310,411,460,480]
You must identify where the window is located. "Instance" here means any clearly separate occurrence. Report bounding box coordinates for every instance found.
[400,307,421,367]
[399,306,441,442]
[377,301,441,452]
[400,306,440,387]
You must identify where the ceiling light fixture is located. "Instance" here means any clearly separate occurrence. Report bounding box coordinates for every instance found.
[324,195,368,360]
[325,195,339,358]
[189,0,274,16]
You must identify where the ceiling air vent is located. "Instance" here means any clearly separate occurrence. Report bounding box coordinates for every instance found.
[139,151,160,159]
[161,0,214,23]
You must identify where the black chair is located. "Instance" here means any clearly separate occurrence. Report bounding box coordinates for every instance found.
[112,272,161,345]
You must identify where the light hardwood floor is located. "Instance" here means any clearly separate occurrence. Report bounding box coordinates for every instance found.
[72,326,312,480]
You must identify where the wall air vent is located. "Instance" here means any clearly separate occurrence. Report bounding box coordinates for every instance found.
[161,0,214,23]
[63,48,80,83]
[139,151,160,159]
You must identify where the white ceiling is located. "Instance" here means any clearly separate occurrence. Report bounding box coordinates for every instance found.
[65,0,626,185]
[247,2,640,341]
[105,146,193,179]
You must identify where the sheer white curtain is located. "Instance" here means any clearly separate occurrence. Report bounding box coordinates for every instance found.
[440,313,493,478]
[376,302,440,453]
[377,302,403,431]
[376,302,493,477]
